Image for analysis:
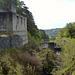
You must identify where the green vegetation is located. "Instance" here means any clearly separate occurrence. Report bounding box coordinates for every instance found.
[52,23,75,75]
[0,38,55,75]
[45,28,61,40]
[58,23,75,38]
[0,48,43,75]
[0,0,52,75]
[0,0,75,75]
[16,0,49,40]
[0,0,17,11]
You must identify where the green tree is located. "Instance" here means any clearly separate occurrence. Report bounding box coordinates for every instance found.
[58,28,67,38]
[58,23,75,38]
[66,23,75,38]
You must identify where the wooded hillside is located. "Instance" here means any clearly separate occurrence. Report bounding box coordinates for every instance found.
[0,0,75,75]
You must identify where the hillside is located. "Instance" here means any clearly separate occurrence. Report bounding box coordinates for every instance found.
[0,0,75,75]
[44,28,61,40]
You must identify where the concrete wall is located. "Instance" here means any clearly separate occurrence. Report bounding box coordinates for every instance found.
[0,9,7,12]
[12,13,28,45]
[0,12,13,33]
[11,3,16,13]
[0,35,23,50]
[0,12,28,45]
[40,42,61,53]
[40,43,48,48]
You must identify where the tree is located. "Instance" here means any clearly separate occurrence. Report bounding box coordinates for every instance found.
[58,23,75,38]
[66,23,75,38]
[0,0,17,11]
[58,28,67,38]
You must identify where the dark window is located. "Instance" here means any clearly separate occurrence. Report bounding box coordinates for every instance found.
[17,16,19,25]
[21,17,22,25]
[24,19,25,27]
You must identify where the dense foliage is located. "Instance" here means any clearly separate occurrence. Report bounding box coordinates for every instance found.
[0,48,43,75]
[45,28,61,40]
[0,0,51,75]
[0,0,75,75]
[53,23,75,75]
[0,36,55,75]
[58,23,75,38]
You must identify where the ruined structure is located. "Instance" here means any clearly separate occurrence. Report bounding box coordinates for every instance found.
[0,3,28,47]
[40,42,61,53]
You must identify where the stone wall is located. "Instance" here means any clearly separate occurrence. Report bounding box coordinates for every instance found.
[0,12,28,45]
[40,43,48,49]
[0,12,13,33]
[0,35,23,50]
[0,9,7,12]
[40,42,61,53]
[12,13,28,45]
[11,3,16,13]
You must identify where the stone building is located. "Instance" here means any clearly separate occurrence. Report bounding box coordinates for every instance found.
[0,3,28,45]
[40,42,61,53]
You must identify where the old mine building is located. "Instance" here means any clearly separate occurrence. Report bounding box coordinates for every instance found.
[0,3,28,49]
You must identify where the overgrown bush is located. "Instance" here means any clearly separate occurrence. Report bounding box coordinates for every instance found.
[0,48,43,75]
[36,48,55,75]
[52,38,75,75]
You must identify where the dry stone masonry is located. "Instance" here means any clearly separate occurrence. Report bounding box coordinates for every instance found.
[0,35,23,50]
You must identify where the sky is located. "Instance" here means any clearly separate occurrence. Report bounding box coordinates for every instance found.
[20,0,75,29]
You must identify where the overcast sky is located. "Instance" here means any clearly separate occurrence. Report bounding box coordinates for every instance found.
[20,0,75,29]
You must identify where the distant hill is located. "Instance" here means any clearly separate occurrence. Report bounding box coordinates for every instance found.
[44,28,61,40]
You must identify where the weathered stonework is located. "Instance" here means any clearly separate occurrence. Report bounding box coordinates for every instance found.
[0,12,28,45]
[0,4,28,46]
[0,35,23,50]
[40,42,61,53]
